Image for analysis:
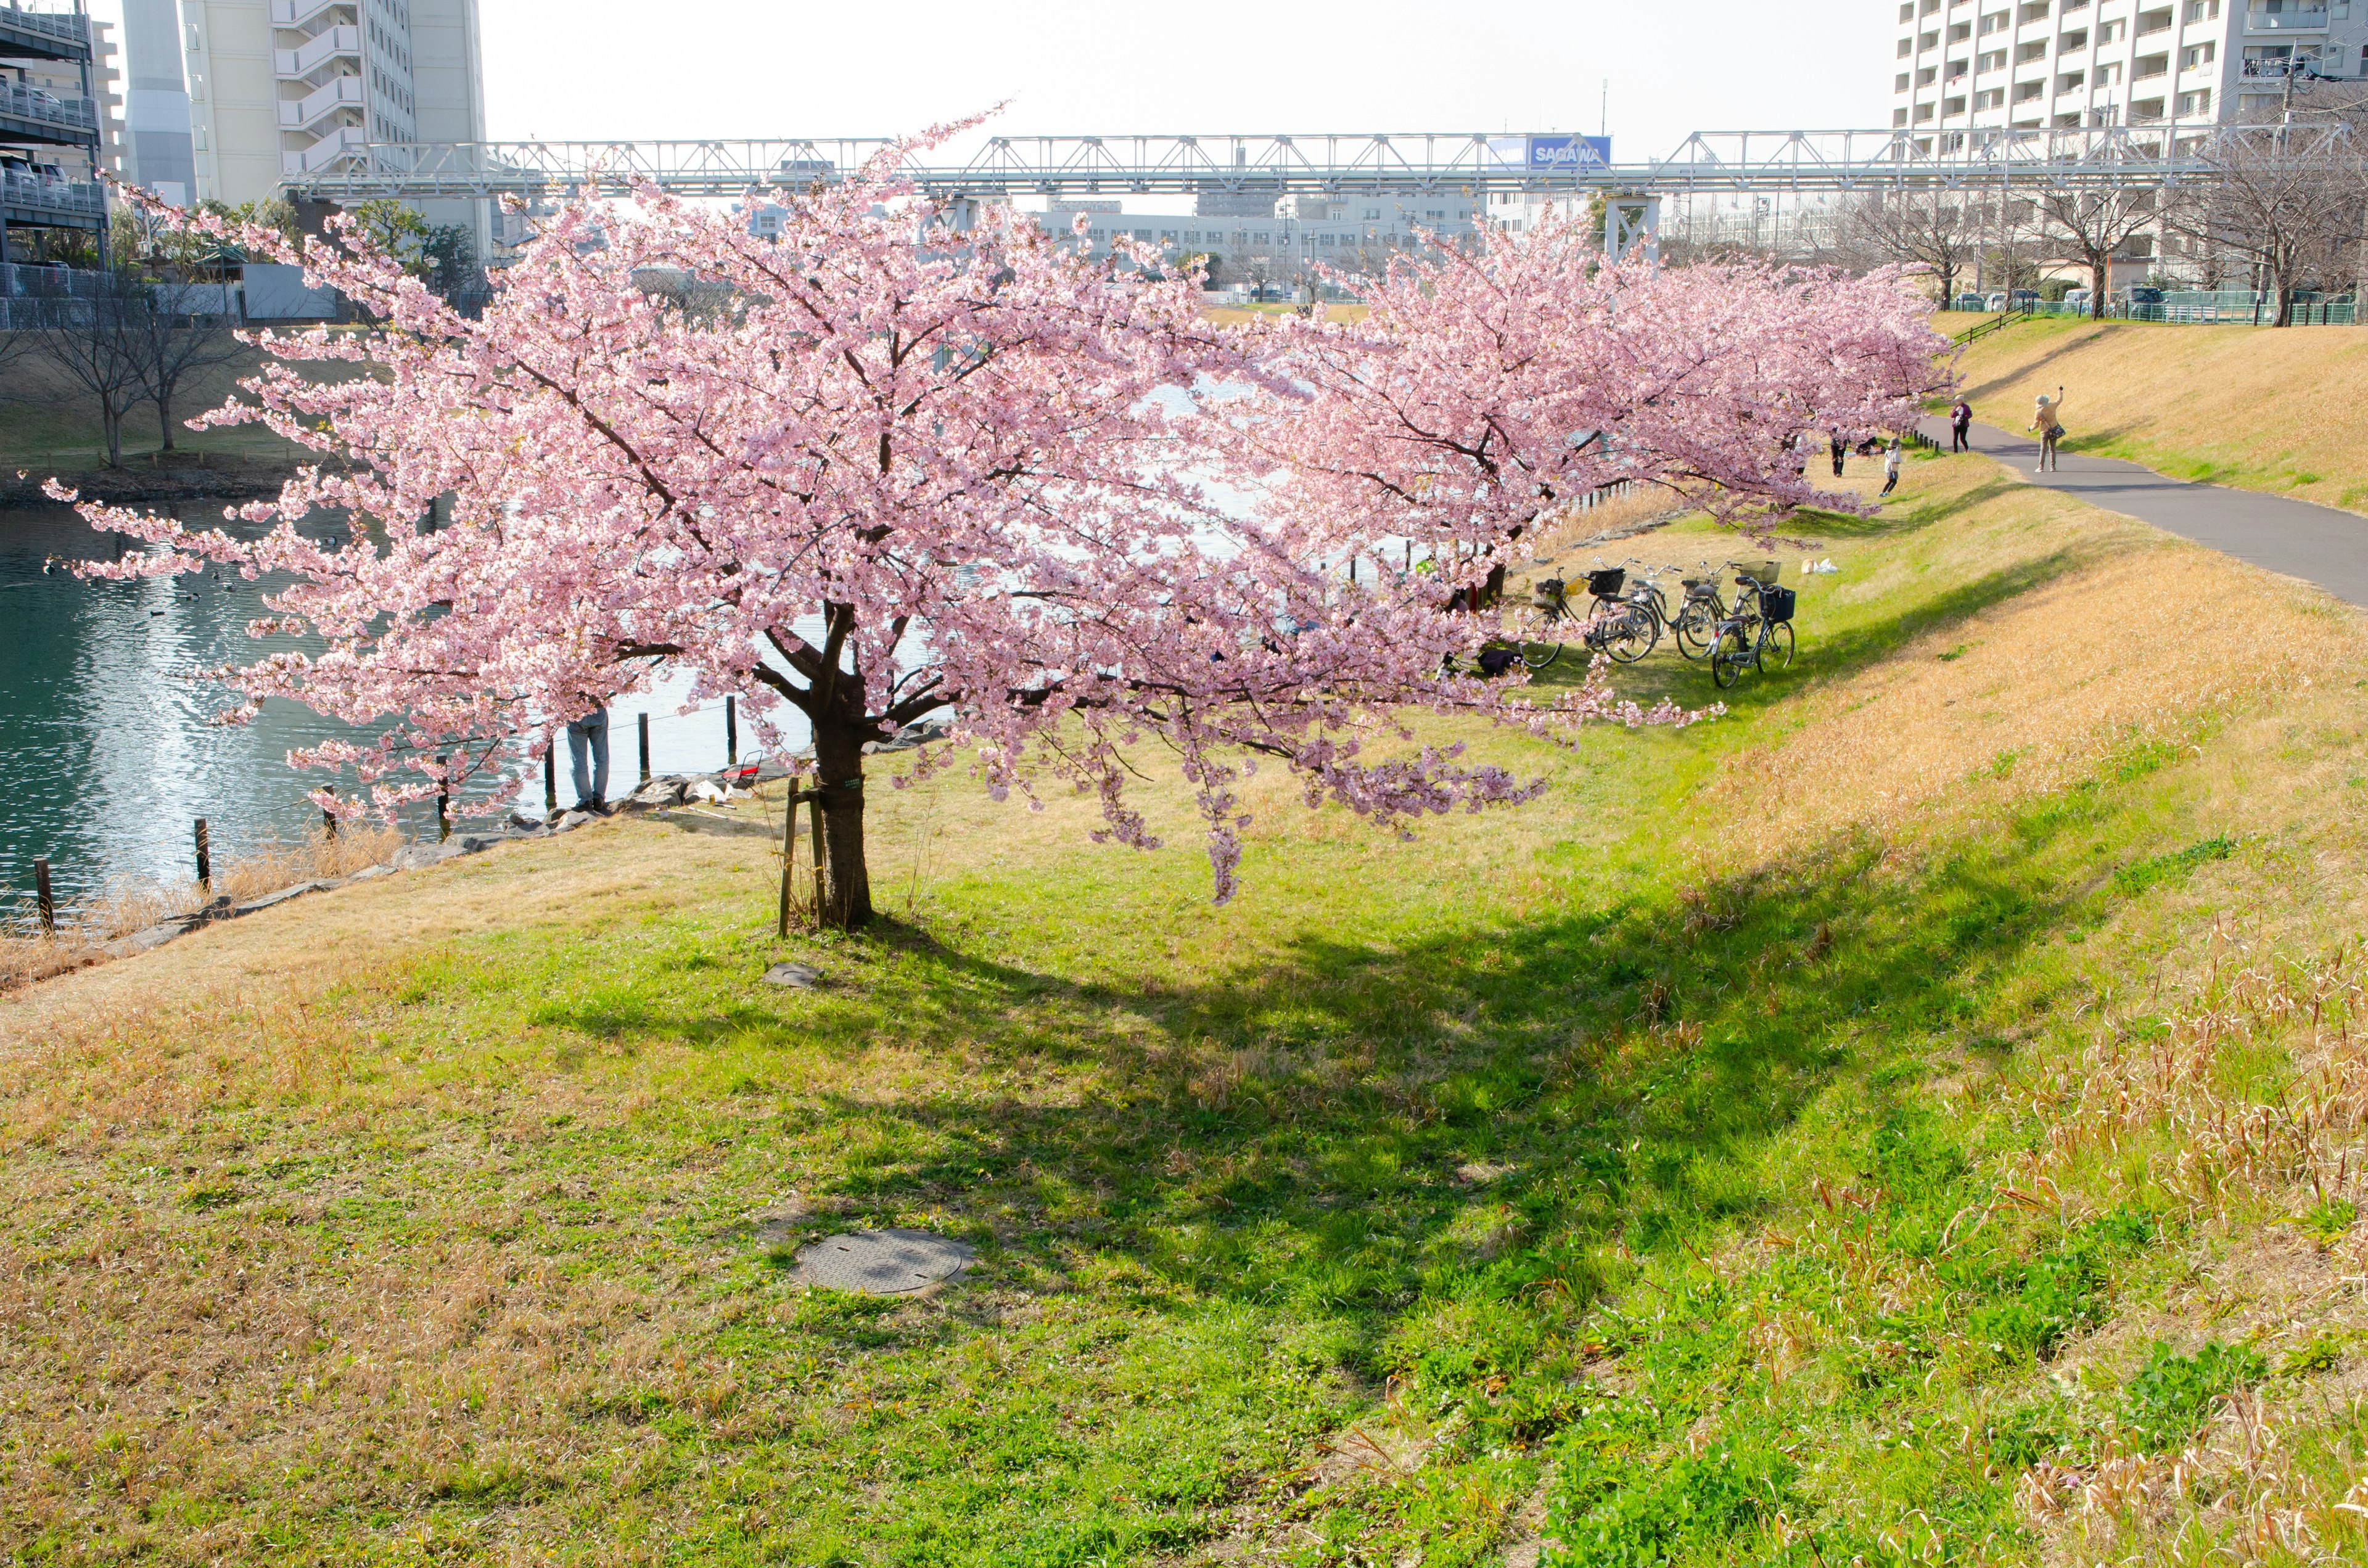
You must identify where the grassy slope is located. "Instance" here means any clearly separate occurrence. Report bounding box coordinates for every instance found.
[5,451,2368,1565]
[1939,311,2368,514]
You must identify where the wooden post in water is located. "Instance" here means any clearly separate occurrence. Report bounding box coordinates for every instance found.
[33,858,55,936]
[544,739,557,813]
[435,755,450,842]
[725,696,738,766]
[194,818,210,890]
[638,713,651,784]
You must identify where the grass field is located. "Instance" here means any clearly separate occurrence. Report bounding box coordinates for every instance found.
[0,339,308,475]
[6,447,2368,1565]
[1936,311,2368,515]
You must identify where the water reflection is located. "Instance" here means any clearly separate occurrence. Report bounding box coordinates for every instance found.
[0,501,800,904]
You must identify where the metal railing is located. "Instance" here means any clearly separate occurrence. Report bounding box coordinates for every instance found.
[1954,290,2358,326]
[1,168,104,221]
[0,3,89,47]
[0,80,95,136]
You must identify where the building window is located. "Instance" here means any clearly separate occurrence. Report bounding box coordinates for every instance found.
[1921,28,1940,47]
[2015,78,2046,99]
[1980,7,2008,28]
[1946,94,1970,112]
[1979,47,2007,68]
[2060,27,2087,47]
[1915,99,1937,118]
[2060,68,2086,88]
[2177,86,2212,111]
[1894,106,1912,124]
[1897,71,1914,89]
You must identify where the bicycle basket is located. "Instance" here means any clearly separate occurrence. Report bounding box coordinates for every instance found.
[1735,560,1780,586]
[1531,577,1566,607]
[1761,586,1797,622]
[1585,567,1626,597]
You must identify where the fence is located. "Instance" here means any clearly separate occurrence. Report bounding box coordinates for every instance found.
[1962,290,2358,330]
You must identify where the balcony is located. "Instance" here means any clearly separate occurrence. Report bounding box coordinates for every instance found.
[1,167,104,227]
[274,24,358,79]
[0,3,90,64]
[0,78,94,146]
[278,73,361,130]
[281,123,366,176]
[268,0,353,25]
[2246,5,2329,26]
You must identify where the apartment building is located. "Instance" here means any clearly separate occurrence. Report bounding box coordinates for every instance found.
[1891,0,2368,141]
[147,0,485,247]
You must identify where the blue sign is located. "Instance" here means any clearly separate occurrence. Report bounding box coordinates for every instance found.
[1525,134,1611,170]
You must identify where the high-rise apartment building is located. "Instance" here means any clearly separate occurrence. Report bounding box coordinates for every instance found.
[1891,0,2368,143]
[132,0,485,248]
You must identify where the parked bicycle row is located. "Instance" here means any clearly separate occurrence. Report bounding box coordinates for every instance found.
[1485,557,1800,689]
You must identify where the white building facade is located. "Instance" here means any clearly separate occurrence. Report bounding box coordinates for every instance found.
[127,0,485,248]
[1892,0,2368,141]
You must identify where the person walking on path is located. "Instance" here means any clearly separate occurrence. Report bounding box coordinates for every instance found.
[1830,432,1847,477]
[2028,386,2065,473]
[1949,397,1973,453]
[1880,438,1903,498]
[565,705,611,813]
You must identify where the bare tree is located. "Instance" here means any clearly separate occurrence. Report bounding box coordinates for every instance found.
[1835,189,1980,303]
[128,281,244,452]
[25,266,147,467]
[2035,184,2157,318]
[2163,113,2368,326]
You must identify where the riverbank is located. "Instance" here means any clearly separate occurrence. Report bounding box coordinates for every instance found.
[0,454,314,506]
[6,449,2367,1562]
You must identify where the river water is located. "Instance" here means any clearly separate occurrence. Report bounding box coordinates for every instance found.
[1,500,788,906]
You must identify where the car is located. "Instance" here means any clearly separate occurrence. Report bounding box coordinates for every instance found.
[2115,285,2165,306]
[2007,288,2041,307]
[1952,292,1987,312]
[1983,291,2008,311]
[2065,287,2092,309]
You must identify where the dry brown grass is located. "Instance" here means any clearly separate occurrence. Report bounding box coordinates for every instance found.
[1701,466,2362,867]
[0,824,403,990]
[1951,316,2368,513]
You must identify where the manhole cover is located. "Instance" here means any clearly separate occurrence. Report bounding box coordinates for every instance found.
[792,1228,974,1294]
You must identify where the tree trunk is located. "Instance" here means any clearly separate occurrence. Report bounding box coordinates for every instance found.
[102,399,123,467]
[2090,254,2108,319]
[157,380,176,451]
[808,714,875,930]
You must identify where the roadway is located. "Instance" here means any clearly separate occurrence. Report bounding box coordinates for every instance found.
[1918,417,2368,610]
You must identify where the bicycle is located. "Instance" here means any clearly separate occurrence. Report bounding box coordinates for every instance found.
[1513,565,1657,669]
[1672,559,1775,661]
[1708,578,1796,689]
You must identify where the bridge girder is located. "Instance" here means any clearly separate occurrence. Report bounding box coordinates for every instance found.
[278,125,2350,205]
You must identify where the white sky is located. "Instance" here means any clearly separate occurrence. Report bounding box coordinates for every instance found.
[84,0,1894,161]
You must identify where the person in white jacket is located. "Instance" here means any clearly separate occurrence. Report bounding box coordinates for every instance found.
[1880,440,1904,498]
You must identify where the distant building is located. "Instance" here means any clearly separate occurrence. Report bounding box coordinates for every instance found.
[119,0,194,203]
[1,10,121,183]
[1889,0,2366,142]
[1048,192,1484,285]
[130,0,487,252]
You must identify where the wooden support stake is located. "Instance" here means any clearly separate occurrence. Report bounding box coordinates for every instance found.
[34,858,55,937]
[435,755,450,842]
[638,712,651,784]
[776,786,799,938]
[322,796,337,840]
[543,741,557,813]
[809,789,829,926]
[194,818,210,890]
[725,695,738,766]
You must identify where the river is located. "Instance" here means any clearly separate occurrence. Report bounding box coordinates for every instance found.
[1,499,786,908]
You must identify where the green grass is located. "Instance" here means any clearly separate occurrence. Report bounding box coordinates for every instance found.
[5,456,2368,1564]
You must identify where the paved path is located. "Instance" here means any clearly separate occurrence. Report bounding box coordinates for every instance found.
[1915,417,2368,609]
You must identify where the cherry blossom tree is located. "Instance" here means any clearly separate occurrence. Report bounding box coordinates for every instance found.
[63,147,1947,929]
[1261,213,1953,604]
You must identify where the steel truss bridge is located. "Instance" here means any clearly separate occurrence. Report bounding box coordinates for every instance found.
[278,124,2353,207]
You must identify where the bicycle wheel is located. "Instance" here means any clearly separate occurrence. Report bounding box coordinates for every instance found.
[1520,641,1563,671]
[1673,602,1714,660]
[1606,607,1657,663]
[1758,620,1794,673]
[1710,624,1751,689]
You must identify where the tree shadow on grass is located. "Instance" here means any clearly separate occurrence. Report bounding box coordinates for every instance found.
[789,769,2123,1406]
[1956,325,2116,403]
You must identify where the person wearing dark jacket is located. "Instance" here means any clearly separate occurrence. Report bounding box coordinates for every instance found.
[1949,398,1974,452]
[1829,433,1847,477]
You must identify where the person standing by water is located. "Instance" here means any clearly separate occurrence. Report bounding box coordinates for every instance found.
[566,706,611,814]
[2028,386,2065,472]
[1949,396,1973,453]
[1830,432,1848,477]
[1880,439,1904,498]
